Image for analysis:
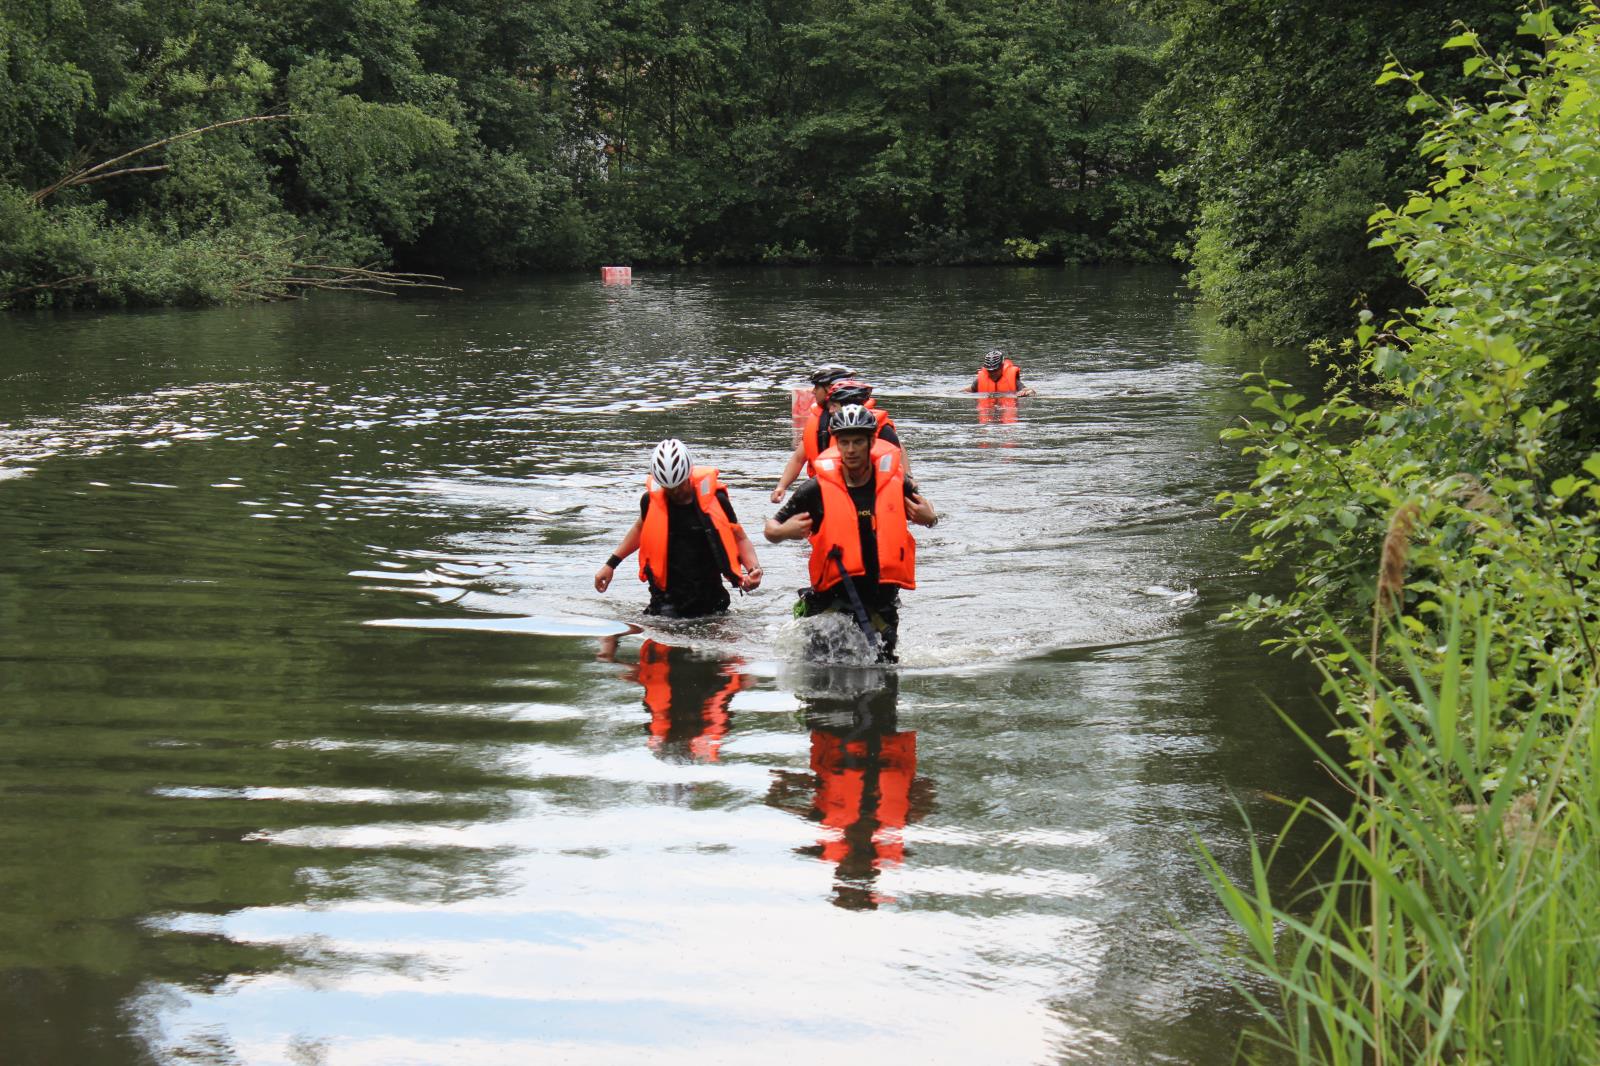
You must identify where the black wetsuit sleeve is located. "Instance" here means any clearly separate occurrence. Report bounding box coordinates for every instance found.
[715,488,738,524]
[639,491,650,518]
[878,423,901,447]
[774,479,824,527]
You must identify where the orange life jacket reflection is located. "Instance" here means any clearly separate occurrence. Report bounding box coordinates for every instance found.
[977,394,1018,425]
[807,440,916,591]
[634,639,750,762]
[638,466,744,590]
[975,360,1021,392]
[802,401,896,475]
[810,729,917,867]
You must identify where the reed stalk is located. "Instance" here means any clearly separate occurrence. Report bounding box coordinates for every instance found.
[1201,589,1599,1064]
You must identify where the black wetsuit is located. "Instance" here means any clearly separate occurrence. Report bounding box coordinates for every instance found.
[638,489,740,617]
[773,471,920,660]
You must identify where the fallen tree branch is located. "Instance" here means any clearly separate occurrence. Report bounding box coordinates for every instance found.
[66,164,172,189]
[30,113,292,203]
[1,275,98,302]
[236,263,463,301]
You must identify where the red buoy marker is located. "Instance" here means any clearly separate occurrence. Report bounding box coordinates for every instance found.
[600,265,632,285]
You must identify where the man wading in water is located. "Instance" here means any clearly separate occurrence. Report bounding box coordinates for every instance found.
[764,404,937,662]
[770,364,847,505]
[595,438,763,617]
[963,348,1036,396]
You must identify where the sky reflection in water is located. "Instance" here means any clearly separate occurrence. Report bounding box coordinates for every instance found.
[0,268,1325,1065]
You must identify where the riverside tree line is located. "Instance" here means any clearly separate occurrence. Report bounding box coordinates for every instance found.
[0,0,1516,339]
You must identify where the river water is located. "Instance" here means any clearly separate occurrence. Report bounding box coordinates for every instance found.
[0,268,1327,1065]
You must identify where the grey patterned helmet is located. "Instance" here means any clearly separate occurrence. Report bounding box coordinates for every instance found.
[830,404,878,435]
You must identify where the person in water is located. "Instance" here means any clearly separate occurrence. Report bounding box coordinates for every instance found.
[773,363,852,503]
[964,348,1035,396]
[770,377,905,502]
[595,438,763,617]
[765,404,936,662]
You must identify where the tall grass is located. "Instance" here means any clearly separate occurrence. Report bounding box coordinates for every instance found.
[1203,601,1600,1064]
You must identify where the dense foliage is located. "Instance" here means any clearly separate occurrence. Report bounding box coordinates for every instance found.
[1211,10,1600,1062]
[1142,0,1522,344]
[0,0,1177,309]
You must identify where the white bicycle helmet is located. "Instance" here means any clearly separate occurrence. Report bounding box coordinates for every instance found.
[650,438,694,488]
[982,348,1004,371]
[830,404,878,434]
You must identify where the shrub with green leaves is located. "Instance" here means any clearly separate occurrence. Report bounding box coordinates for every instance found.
[1220,8,1600,668]
[1211,10,1600,1062]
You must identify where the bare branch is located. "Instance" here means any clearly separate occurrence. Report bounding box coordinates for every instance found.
[1,275,97,302]
[65,165,172,189]
[31,113,292,203]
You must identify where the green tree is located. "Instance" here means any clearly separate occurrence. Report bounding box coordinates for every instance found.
[1142,0,1519,344]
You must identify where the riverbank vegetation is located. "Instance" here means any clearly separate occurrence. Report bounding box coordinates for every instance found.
[3,0,1526,321]
[1212,9,1600,1062]
[1,0,1175,310]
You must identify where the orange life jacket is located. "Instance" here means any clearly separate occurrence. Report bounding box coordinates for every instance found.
[977,394,1018,425]
[807,440,916,592]
[636,640,749,762]
[638,466,744,590]
[800,406,824,472]
[803,401,896,474]
[637,639,673,717]
[976,360,1021,392]
[811,729,917,867]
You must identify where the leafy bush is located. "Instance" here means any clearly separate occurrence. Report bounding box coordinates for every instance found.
[1144,0,1520,344]
[1211,11,1600,1062]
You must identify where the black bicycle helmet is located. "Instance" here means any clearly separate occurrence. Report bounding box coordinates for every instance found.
[826,378,873,407]
[982,348,1005,371]
[809,364,855,388]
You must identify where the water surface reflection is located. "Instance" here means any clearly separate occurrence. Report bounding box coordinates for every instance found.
[767,668,934,911]
[0,267,1329,1065]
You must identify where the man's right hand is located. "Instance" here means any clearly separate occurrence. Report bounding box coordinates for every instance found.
[763,513,813,542]
[769,485,787,503]
[594,565,615,592]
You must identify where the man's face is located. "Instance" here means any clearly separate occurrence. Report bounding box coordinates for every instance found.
[813,383,831,405]
[835,431,873,470]
[665,481,695,504]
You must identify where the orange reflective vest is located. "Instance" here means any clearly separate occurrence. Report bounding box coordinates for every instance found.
[639,466,744,590]
[802,401,896,474]
[800,406,824,473]
[807,440,916,592]
[976,360,1021,392]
